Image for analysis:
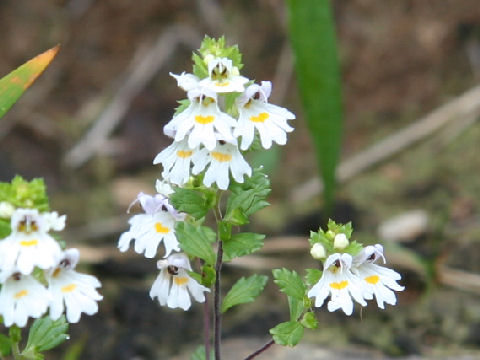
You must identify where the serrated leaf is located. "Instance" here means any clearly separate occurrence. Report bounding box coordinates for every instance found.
[287,296,304,322]
[169,187,214,219]
[2,176,50,212]
[300,312,318,329]
[190,345,214,360]
[175,222,216,265]
[174,99,191,116]
[0,333,11,356]
[286,0,343,212]
[304,268,323,286]
[225,168,271,225]
[25,316,69,353]
[327,219,353,239]
[221,274,268,313]
[223,232,265,262]
[0,45,59,119]
[272,268,306,300]
[343,240,363,256]
[200,264,216,288]
[270,321,304,347]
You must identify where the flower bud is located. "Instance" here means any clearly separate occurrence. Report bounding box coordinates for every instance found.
[0,202,15,218]
[310,243,326,259]
[333,233,349,249]
[204,54,215,65]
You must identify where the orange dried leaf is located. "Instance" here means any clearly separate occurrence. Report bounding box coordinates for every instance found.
[0,45,60,119]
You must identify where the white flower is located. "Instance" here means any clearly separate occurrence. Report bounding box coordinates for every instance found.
[199,57,248,93]
[118,193,185,258]
[155,179,174,197]
[0,273,51,327]
[0,209,61,275]
[43,211,66,232]
[47,249,103,323]
[163,88,236,151]
[352,245,404,309]
[308,253,369,316]
[193,140,252,190]
[150,253,210,311]
[333,233,349,250]
[170,72,200,92]
[234,81,295,150]
[153,139,200,186]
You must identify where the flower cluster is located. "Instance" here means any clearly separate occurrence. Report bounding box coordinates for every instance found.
[118,37,295,311]
[307,226,404,316]
[0,208,102,327]
[118,185,209,310]
[154,54,294,190]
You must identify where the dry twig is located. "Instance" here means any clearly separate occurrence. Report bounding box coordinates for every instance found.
[64,25,201,167]
[292,85,480,203]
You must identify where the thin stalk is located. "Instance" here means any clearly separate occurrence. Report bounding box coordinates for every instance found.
[243,339,275,360]
[203,295,211,360]
[11,342,23,360]
[213,239,223,360]
[199,258,211,360]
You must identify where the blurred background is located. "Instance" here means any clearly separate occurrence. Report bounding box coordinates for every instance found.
[2,0,480,359]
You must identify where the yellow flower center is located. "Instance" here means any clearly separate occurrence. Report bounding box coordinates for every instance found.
[61,284,77,293]
[195,115,215,124]
[365,275,379,285]
[173,277,189,286]
[249,112,269,123]
[20,239,38,247]
[155,222,169,233]
[211,151,232,162]
[176,150,192,158]
[14,290,28,299]
[215,81,230,87]
[329,280,348,290]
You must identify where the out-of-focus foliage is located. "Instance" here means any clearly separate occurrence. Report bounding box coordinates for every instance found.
[286,0,343,212]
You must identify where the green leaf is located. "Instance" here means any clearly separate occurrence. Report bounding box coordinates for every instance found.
[200,264,216,288]
[0,333,12,356]
[175,222,216,265]
[0,176,50,212]
[221,274,268,313]
[0,45,59,119]
[300,312,318,329]
[286,0,343,212]
[225,168,271,225]
[190,345,214,360]
[327,219,353,239]
[169,187,215,219]
[287,296,304,321]
[174,99,190,116]
[223,232,265,262]
[218,221,232,242]
[270,321,304,347]
[272,268,306,300]
[304,268,323,286]
[0,219,10,238]
[343,240,363,256]
[24,316,69,353]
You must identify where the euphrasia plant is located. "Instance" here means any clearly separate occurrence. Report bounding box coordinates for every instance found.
[118,36,404,359]
[0,176,103,359]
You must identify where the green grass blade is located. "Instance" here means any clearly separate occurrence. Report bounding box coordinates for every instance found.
[0,45,59,119]
[286,0,343,212]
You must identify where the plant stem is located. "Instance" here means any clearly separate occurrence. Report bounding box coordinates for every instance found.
[213,239,223,360]
[203,296,211,360]
[243,339,275,360]
[11,341,23,360]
